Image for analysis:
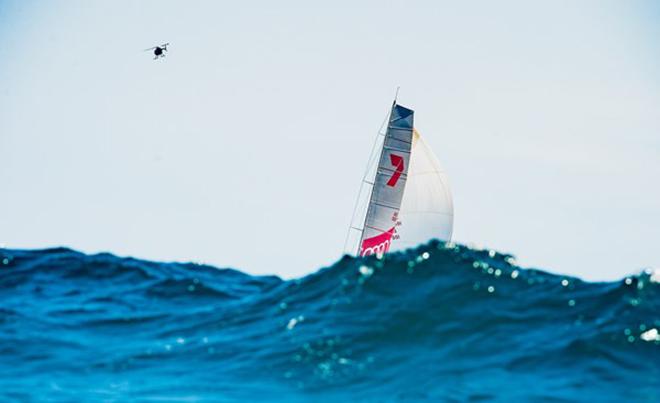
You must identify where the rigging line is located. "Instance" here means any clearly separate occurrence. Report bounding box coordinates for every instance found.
[343,106,393,254]
[356,120,391,250]
[344,126,387,252]
[362,126,389,178]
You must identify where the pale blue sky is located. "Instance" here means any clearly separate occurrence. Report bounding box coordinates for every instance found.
[1,1,658,280]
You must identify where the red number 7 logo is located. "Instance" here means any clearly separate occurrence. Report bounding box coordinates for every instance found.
[386,154,404,187]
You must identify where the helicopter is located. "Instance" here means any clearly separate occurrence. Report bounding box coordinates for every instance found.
[144,43,169,60]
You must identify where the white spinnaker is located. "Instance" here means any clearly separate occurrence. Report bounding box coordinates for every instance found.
[391,129,454,251]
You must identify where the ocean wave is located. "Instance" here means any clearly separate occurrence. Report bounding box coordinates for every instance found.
[0,242,657,401]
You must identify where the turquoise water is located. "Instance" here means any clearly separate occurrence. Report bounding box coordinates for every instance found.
[1,242,658,401]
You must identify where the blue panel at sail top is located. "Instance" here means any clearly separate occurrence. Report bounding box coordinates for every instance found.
[390,104,414,129]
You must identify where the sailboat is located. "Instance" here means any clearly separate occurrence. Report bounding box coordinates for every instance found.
[345,100,454,257]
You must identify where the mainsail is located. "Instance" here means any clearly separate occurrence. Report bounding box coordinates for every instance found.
[345,101,454,256]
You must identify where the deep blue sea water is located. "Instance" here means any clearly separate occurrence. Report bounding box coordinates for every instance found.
[1,241,658,402]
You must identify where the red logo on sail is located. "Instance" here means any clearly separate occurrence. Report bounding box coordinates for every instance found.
[360,227,396,256]
[387,154,404,187]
